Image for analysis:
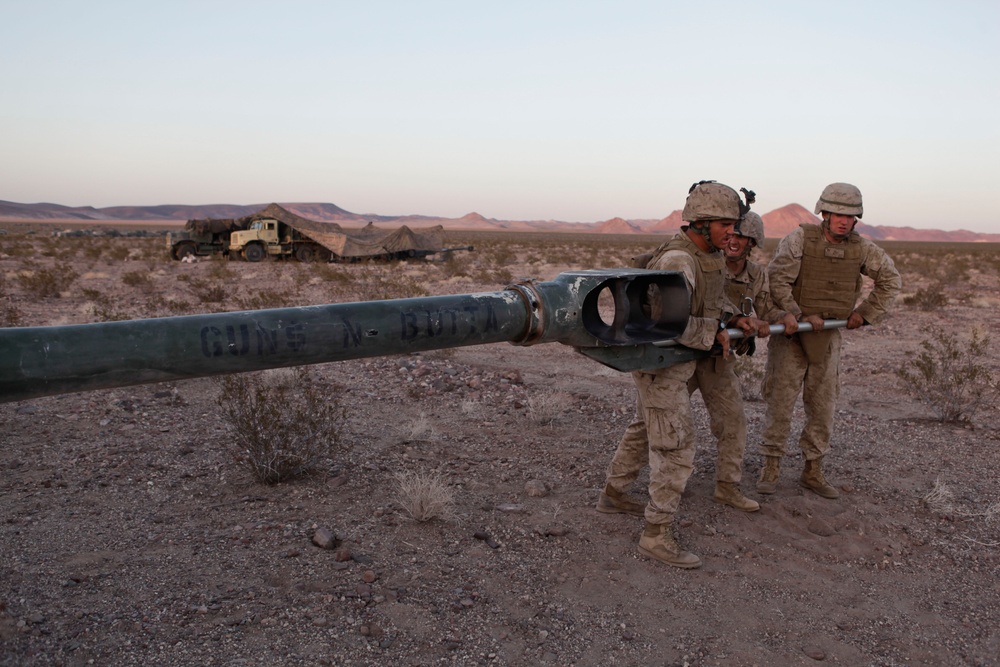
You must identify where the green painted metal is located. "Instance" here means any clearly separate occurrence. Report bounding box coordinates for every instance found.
[0,269,690,403]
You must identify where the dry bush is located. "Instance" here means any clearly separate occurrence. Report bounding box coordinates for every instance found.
[216,367,346,484]
[896,329,998,423]
[903,282,948,311]
[122,270,154,288]
[406,412,435,441]
[353,265,429,301]
[187,277,227,304]
[81,287,146,321]
[313,264,352,285]
[732,353,765,401]
[82,243,104,260]
[460,399,482,418]
[923,479,1000,522]
[207,260,233,281]
[1,237,35,257]
[106,246,130,262]
[527,391,572,425]
[394,470,456,522]
[1,301,22,327]
[440,252,472,279]
[17,267,78,298]
[236,289,287,311]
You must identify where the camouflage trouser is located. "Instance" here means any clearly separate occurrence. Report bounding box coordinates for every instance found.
[688,356,747,484]
[605,362,696,525]
[761,330,842,460]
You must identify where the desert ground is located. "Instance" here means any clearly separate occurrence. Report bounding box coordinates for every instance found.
[1,223,999,667]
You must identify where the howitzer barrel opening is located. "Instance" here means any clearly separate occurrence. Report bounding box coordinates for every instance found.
[581,274,688,345]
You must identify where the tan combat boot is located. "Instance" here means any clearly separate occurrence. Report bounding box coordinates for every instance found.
[713,482,760,512]
[596,484,645,516]
[756,456,781,494]
[637,522,701,569]
[800,457,840,499]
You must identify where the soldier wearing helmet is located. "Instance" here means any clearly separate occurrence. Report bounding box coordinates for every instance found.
[683,210,798,513]
[723,211,794,337]
[758,183,901,499]
[597,181,762,570]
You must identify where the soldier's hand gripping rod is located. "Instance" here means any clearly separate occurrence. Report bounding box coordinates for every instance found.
[0,269,696,403]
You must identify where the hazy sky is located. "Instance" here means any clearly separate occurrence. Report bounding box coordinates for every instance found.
[2,1,998,232]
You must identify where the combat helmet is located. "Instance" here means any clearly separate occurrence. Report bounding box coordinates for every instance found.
[814,182,863,218]
[682,181,741,223]
[735,211,765,247]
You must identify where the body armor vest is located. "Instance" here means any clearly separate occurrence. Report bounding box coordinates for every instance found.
[725,261,763,316]
[656,233,727,320]
[792,223,863,318]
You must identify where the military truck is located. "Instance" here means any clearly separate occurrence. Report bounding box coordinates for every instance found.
[169,204,474,263]
[168,218,246,260]
[228,217,332,262]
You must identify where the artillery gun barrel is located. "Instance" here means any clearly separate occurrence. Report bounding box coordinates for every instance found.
[0,270,690,403]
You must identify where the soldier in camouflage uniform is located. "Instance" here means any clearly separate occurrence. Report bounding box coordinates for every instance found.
[686,212,797,512]
[759,183,901,498]
[596,181,758,569]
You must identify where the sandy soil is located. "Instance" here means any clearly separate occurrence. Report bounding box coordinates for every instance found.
[1,227,998,666]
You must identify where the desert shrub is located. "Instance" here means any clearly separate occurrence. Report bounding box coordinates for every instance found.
[216,368,346,484]
[473,266,514,286]
[236,289,287,311]
[895,329,998,423]
[732,353,765,401]
[82,287,132,321]
[187,277,226,304]
[440,252,472,279]
[106,245,130,262]
[91,302,132,322]
[903,282,948,311]
[1,238,35,257]
[394,470,456,522]
[0,301,22,327]
[313,264,352,284]
[353,266,429,301]
[207,260,233,281]
[527,391,572,425]
[163,298,193,314]
[406,412,435,441]
[922,478,999,521]
[17,267,78,298]
[82,243,104,260]
[37,237,62,258]
[122,270,154,288]
[136,238,169,262]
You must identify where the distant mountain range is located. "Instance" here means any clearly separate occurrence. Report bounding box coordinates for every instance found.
[1,199,997,243]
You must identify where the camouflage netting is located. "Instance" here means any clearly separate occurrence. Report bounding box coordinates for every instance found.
[236,204,446,258]
[185,218,246,235]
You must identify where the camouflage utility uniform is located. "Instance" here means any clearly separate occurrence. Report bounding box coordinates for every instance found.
[688,257,787,488]
[606,231,733,523]
[762,223,900,465]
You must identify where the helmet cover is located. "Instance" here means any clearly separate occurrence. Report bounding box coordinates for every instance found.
[814,182,863,218]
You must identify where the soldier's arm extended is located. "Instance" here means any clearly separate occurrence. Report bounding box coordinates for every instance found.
[854,241,902,325]
[766,228,805,319]
[750,267,798,335]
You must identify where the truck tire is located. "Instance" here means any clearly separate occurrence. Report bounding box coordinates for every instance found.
[244,244,265,262]
[174,243,196,261]
[295,245,315,263]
